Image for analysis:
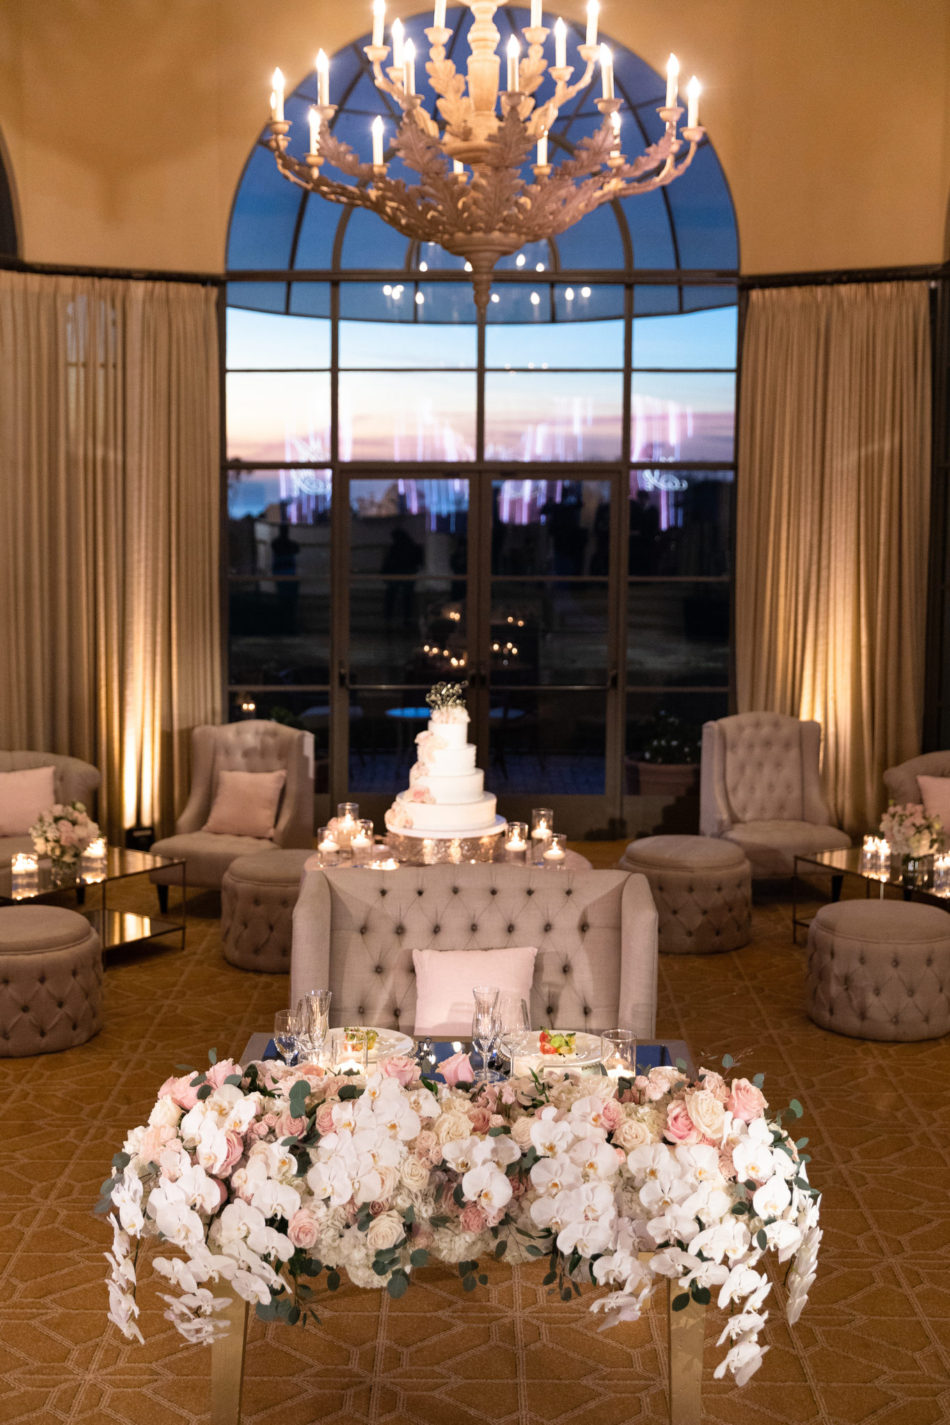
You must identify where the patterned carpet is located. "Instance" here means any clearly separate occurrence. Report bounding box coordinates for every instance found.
[1,846,948,1425]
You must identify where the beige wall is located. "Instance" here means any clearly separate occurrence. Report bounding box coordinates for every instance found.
[1,0,948,275]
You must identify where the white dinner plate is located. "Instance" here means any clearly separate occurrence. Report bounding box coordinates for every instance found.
[506,1030,604,1075]
[336,1026,414,1062]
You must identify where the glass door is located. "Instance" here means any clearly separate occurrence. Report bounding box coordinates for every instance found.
[469,474,623,836]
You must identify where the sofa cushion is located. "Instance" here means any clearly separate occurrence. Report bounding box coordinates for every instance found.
[203,768,286,839]
[412,945,538,1036]
[0,765,55,835]
[917,775,950,833]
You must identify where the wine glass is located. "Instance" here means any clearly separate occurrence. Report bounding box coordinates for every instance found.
[273,1008,299,1065]
[495,993,530,1078]
[296,988,332,1063]
[471,985,502,1085]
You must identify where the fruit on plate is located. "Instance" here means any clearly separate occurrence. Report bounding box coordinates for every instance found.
[538,1029,576,1057]
[343,1027,379,1054]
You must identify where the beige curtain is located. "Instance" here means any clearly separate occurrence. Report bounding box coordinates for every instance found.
[0,271,221,839]
[736,281,932,833]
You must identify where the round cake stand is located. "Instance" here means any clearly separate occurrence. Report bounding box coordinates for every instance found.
[386,816,507,865]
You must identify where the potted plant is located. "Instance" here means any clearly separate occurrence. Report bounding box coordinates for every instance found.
[626,710,701,797]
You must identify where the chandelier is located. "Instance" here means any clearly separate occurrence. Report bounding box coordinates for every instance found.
[265,1,704,315]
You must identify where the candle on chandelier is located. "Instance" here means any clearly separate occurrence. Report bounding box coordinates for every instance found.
[530,0,542,28]
[433,0,447,28]
[308,106,322,154]
[270,67,285,122]
[372,114,385,166]
[537,131,548,166]
[686,74,701,127]
[610,109,621,148]
[316,49,330,106]
[666,52,680,109]
[391,18,404,68]
[403,38,416,94]
[554,16,567,68]
[586,0,599,47]
[507,36,520,91]
[599,43,614,99]
[372,0,386,47]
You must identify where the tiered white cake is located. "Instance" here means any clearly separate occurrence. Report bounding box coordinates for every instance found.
[385,685,505,861]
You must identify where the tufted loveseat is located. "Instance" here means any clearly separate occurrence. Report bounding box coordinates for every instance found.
[700,712,850,879]
[883,750,950,807]
[150,720,314,906]
[0,751,100,861]
[290,863,659,1039]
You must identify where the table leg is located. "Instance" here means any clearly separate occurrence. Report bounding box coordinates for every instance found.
[667,1282,704,1425]
[830,874,843,903]
[210,1294,248,1425]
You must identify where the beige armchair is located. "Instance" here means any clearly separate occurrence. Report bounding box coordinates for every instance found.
[700,712,850,878]
[150,720,314,909]
[0,751,100,860]
[883,751,950,805]
[290,863,659,1039]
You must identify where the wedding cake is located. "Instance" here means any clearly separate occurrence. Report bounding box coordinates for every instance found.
[385,682,505,863]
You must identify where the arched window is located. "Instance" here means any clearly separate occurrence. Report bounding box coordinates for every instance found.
[225,6,738,835]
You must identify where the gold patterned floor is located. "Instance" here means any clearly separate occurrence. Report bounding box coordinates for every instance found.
[1,846,948,1425]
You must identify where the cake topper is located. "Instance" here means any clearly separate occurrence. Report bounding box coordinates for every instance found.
[425,680,468,712]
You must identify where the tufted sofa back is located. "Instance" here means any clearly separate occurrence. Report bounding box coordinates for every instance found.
[883,751,950,807]
[291,863,659,1039]
[700,712,832,834]
[175,721,314,847]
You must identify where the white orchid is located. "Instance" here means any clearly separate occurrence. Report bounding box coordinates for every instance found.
[461,1161,513,1214]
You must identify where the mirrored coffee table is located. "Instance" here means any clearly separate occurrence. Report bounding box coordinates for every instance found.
[0,847,187,953]
[792,845,950,944]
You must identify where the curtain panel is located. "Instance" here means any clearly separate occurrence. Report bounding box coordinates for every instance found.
[0,272,221,839]
[735,281,932,833]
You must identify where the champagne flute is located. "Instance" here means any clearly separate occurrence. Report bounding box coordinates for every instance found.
[471,984,501,1085]
[296,988,332,1063]
[273,1008,299,1065]
[496,993,530,1078]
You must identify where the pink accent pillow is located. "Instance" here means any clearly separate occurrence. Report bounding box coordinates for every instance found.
[202,769,286,839]
[412,945,537,1037]
[0,765,56,835]
[917,775,950,834]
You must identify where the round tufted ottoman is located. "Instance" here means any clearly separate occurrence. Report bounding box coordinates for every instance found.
[0,906,103,1056]
[617,835,751,954]
[806,900,950,1041]
[221,849,313,972]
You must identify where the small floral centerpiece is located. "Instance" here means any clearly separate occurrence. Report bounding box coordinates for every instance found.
[30,801,100,865]
[100,1050,820,1387]
[426,681,468,723]
[879,801,943,858]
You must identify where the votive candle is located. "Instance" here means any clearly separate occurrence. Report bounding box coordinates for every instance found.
[317,826,340,865]
[11,853,38,874]
[543,832,567,866]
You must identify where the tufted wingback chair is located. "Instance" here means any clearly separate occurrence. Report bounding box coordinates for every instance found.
[290,863,659,1039]
[0,751,100,860]
[150,721,314,905]
[700,712,850,879]
[883,751,950,807]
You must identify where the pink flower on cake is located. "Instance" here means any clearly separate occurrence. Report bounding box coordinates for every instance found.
[408,787,434,803]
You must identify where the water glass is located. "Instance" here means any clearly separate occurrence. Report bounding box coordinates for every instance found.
[601,1028,636,1077]
[273,1009,299,1065]
[496,992,530,1077]
[472,984,502,1084]
[296,988,332,1062]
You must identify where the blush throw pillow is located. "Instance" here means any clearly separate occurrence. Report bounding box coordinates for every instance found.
[412,945,538,1036]
[202,768,286,839]
[0,765,56,835]
[917,775,950,836]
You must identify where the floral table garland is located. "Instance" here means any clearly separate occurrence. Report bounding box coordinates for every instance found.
[101,1050,821,1388]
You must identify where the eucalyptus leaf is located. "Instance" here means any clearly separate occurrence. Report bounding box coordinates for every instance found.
[327,1271,341,1291]
[208,1048,218,1065]
[671,1293,690,1312]
[788,1098,804,1118]
[752,1072,765,1088]
[721,1054,734,1070]
[756,1229,768,1250]
[494,1240,508,1259]
[387,1272,409,1300]
[410,1248,429,1269]
[196,1084,212,1101]
[462,1275,476,1292]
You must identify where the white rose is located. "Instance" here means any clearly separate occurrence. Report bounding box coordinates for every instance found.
[375,1164,399,1200]
[510,1116,535,1148]
[366,1211,405,1252]
[148,1098,183,1130]
[613,1117,652,1152]
[685,1089,726,1142]
[400,1156,432,1192]
[436,1110,474,1145]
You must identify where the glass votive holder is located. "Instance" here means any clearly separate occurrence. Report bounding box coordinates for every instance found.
[333,802,360,850]
[350,819,375,864]
[10,852,39,899]
[541,831,567,867]
[530,807,553,849]
[316,825,340,866]
[505,821,528,862]
[601,1029,636,1077]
